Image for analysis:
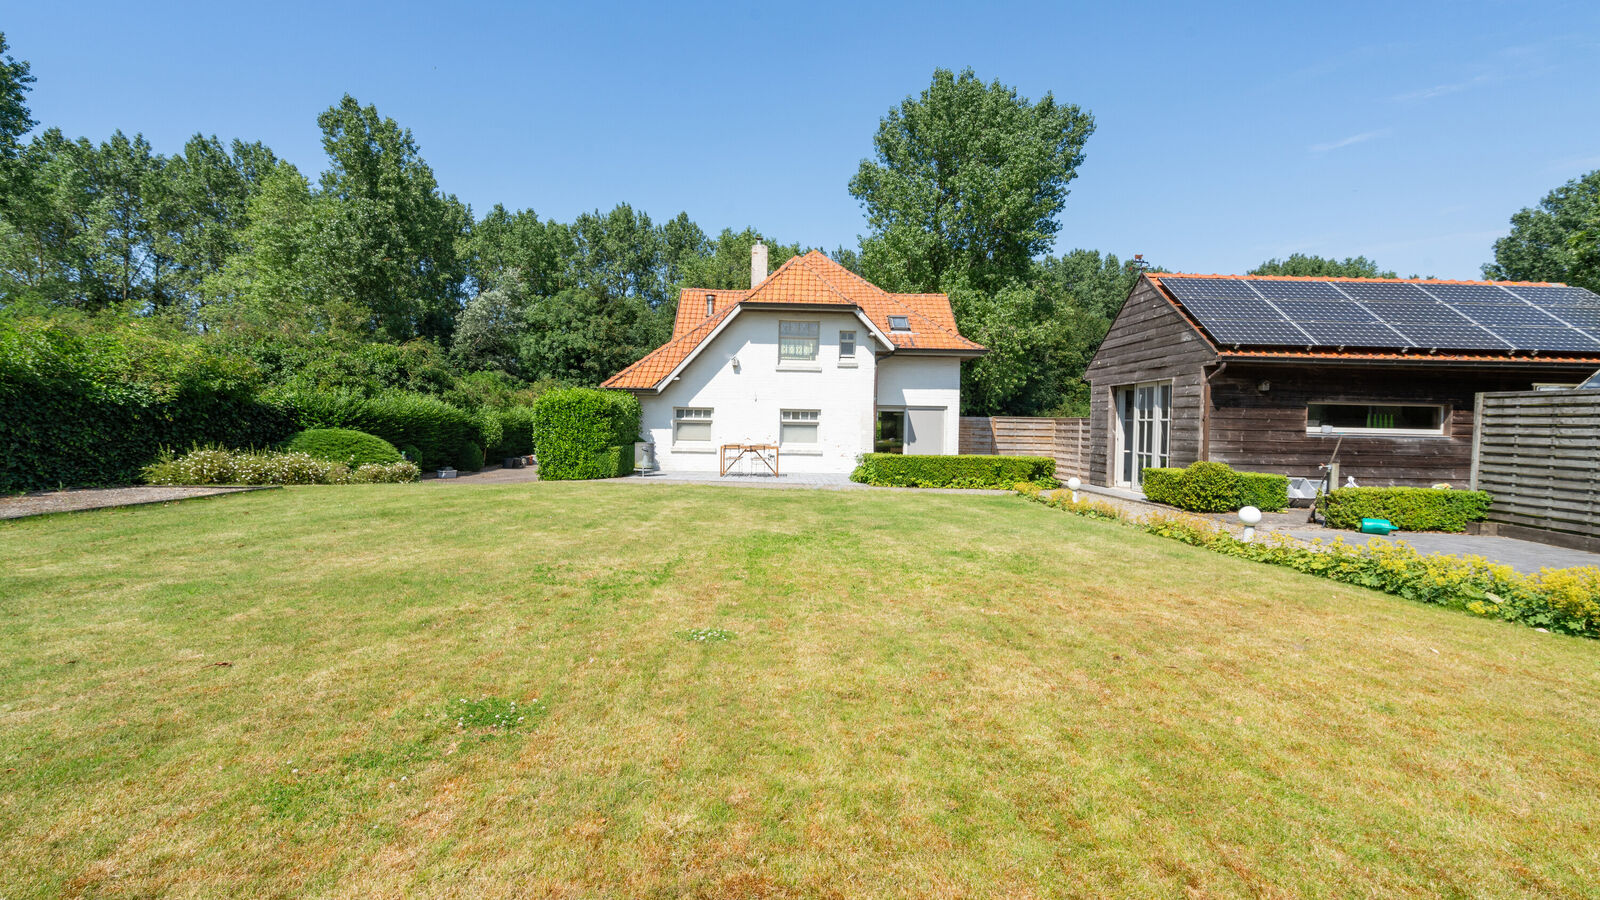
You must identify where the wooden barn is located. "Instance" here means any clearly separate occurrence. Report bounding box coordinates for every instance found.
[1084,273,1600,489]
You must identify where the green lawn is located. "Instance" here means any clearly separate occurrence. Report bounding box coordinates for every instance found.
[3,483,1599,898]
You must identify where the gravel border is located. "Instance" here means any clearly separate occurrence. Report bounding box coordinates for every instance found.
[0,486,276,520]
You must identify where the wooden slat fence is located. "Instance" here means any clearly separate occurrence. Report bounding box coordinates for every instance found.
[1470,390,1600,540]
[959,417,1091,479]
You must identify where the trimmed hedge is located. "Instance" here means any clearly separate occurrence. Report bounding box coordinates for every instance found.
[1318,487,1493,533]
[532,388,641,480]
[493,406,537,457]
[1141,462,1288,512]
[283,389,479,471]
[850,453,1055,488]
[282,428,402,467]
[0,319,297,492]
[456,441,486,472]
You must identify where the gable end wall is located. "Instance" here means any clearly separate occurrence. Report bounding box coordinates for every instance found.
[1084,278,1217,486]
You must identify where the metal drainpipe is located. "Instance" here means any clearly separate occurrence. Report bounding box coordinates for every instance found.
[1201,361,1229,462]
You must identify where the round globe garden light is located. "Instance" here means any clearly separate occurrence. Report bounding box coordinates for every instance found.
[1238,505,1262,543]
[1066,476,1081,503]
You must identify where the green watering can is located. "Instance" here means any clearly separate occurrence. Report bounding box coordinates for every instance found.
[1360,518,1400,535]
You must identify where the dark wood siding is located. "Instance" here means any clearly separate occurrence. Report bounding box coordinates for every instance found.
[1084,277,1216,486]
[1206,363,1593,486]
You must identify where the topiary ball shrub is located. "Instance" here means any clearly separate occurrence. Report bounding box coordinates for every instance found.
[456,442,486,472]
[1172,461,1243,513]
[283,428,402,468]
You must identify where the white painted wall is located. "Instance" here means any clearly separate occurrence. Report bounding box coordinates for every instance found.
[876,355,962,454]
[640,310,880,474]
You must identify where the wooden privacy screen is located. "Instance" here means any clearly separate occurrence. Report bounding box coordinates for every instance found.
[959,417,1090,480]
[1471,391,1600,540]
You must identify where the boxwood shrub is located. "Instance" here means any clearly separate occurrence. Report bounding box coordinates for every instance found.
[283,389,479,471]
[491,406,537,457]
[850,454,1055,488]
[1141,462,1288,512]
[1318,487,1493,533]
[282,428,402,467]
[456,441,486,473]
[532,388,641,480]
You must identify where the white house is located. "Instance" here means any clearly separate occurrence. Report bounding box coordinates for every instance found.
[602,245,986,475]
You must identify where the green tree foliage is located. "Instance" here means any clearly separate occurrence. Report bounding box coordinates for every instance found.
[0,31,36,211]
[849,67,1094,294]
[451,287,524,373]
[313,95,471,341]
[1249,253,1397,279]
[1483,169,1600,293]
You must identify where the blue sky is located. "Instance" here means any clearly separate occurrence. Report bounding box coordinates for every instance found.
[7,0,1599,279]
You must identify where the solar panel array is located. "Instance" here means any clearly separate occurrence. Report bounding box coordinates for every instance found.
[1161,278,1600,353]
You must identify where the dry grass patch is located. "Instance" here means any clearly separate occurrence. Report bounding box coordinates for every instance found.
[2,482,1599,898]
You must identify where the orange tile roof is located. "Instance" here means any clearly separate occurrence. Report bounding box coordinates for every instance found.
[604,251,984,391]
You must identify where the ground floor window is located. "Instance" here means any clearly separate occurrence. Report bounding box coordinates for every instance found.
[1307,403,1444,435]
[674,407,713,444]
[1115,382,1171,487]
[780,409,819,445]
[876,410,905,453]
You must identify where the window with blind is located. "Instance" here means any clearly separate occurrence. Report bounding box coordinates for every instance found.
[1306,403,1444,435]
[779,320,819,360]
[780,409,819,445]
[673,407,713,444]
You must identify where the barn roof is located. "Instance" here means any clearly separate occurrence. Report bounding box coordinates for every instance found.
[1146,273,1600,360]
[604,251,984,391]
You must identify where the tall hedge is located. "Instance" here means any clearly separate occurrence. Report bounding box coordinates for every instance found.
[850,453,1055,488]
[531,388,641,480]
[0,319,296,492]
[282,389,479,470]
[1318,487,1493,533]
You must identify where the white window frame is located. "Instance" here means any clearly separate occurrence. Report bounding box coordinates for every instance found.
[1113,381,1171,488]
[780,409,820,451]
[1305,402,1446,437]
[838,329,857,366]
[778,320,819,361]
[673,407,714,448]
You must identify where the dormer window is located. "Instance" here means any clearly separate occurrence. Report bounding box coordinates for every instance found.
[705,293,715,318]
[888,315,911,332]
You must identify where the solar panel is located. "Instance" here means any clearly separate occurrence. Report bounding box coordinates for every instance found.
[1162,278,1263,300]
[1298,322,1408,346]
[1354,302,1471,325]
[1272,299,1381,323]
[1161,276,1600,352]
[1201,319,1311,344]
[1332,282,1430,302]
[1176,296,1282,321]
[1501,285,1600,305]
[1390,323,1508,350]
[1493,328,1600,352]
[1462,305,1567,328]
[1247,280,1344,300]
[1419,284,1522,303]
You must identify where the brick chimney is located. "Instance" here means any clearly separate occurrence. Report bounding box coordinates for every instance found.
[751,241,768,289]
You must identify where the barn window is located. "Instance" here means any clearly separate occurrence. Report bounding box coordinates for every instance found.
[1306,403,1444,435]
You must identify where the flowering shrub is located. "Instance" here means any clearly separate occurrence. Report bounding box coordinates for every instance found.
[1016,485,1600,638]
[143,447,420,485]
[352,461,421,483]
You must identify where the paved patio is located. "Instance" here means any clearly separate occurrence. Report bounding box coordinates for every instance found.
[1076,483,1600,575]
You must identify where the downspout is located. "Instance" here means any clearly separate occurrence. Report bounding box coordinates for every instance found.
[1201,360,1229,462]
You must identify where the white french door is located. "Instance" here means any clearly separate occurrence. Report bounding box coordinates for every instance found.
[1115,381,1171,488]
